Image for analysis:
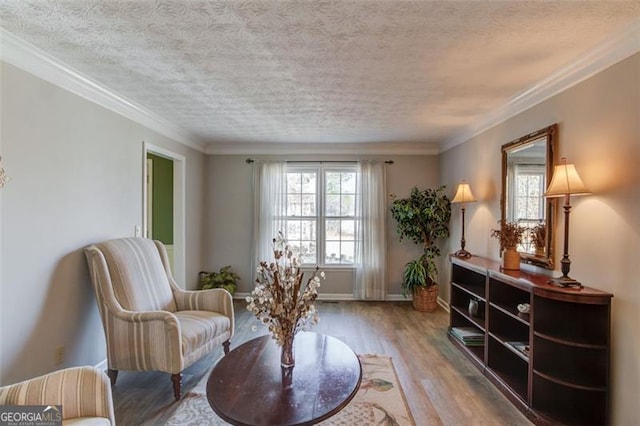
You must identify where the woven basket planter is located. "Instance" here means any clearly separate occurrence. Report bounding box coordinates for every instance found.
[412,284,439,312]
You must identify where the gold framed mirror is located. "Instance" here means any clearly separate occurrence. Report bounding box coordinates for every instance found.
[501,124,557,269]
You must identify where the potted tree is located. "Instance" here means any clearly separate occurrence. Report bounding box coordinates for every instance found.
[490,220,526,271]
[391,186,451,312]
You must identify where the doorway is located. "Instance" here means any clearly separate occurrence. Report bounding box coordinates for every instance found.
[143,142,186,286]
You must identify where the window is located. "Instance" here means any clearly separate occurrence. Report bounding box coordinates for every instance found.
[324,170,357,264]
[285,171,317,264]
[513,164,545,252]
[284,164,358,266]
[514,165,545,223]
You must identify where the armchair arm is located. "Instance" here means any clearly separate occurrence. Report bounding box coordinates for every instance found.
[0,366,115,424]
[152,240,235,339]
[103,308,183,373]
[173,288,235,339]
[111,307,180,327]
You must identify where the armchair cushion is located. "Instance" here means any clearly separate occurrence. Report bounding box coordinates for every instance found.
[176,311,231,356]
[0,366,114,425]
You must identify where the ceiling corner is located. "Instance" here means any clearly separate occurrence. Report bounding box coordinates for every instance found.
[439,19,640,154]
[0,28,207,153]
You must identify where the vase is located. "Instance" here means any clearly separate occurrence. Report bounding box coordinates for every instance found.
[280,334,295,369]
[502,248,520,271]
[468,299,479,317]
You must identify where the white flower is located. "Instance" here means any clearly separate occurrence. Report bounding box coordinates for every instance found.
[320,271,326,279]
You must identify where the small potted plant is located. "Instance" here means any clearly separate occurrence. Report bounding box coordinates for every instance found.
[490,220,525,271]
[391,186,451,312]
[199,266,239,296]
[530,222,546,256]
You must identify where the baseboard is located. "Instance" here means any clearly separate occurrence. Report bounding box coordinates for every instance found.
[385,294,410,301]
[235,292,409,302]
[437,296,450,312]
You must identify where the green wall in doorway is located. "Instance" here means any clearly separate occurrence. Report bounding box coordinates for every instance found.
[148,153,173,245]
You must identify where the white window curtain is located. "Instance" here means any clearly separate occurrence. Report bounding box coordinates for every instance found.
[355,161,387,300]
[252,161,287,266]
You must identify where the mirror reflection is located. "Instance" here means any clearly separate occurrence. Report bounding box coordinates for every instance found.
[501,124,557,269]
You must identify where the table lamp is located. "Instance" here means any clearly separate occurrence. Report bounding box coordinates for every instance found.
[451,181,477,258]
[544,157,590,287]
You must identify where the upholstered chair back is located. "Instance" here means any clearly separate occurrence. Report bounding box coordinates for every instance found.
[95,238,177,312]
[0,366,115,424]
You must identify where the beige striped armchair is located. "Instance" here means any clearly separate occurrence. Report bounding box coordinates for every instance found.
[0,366,115,425]
[84,238,234,400]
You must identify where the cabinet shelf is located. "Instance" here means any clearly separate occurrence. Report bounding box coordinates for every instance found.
[533,331,608,349]
[487,337,528,401]
[451,281,486,302]
[451,305,485,331]
[533,370,606,392]
[488,306,528,343]
[489,302,529,326]
[448,331,485,369]
[533,295,609,346]
[488,333,529,362]
[451,263,485,299]
[532,374,608,425]
[533,335,607,389]
[449,255,612,426]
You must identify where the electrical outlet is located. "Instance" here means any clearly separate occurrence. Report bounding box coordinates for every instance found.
[54,345,65,366]
[134,225,142,237]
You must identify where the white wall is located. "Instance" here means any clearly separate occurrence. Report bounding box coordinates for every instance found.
[439,53,639,425]
[3,46,635,424]
[203,154,440,298]
[0,62,207,385]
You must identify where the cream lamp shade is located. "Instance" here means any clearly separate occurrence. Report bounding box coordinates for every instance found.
[545,158,590,197]
[452,182,477,203]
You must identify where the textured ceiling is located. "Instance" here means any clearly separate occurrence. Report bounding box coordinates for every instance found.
[1,1,639,152]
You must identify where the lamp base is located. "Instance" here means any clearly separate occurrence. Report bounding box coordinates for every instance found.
[454,249,472,258]
[548,275,583,288]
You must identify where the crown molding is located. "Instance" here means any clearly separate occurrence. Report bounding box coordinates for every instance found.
[0,29,207,153]
[205,141,439,156]
[440,19,640,153]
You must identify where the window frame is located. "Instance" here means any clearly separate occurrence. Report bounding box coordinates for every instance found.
[283,163,359,268]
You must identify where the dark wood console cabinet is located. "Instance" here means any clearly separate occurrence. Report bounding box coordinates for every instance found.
[448,255,613,425]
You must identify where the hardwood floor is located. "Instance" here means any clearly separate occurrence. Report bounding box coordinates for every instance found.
[112,300,532,425]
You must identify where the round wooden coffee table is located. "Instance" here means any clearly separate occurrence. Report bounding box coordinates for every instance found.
[206,332,362,426]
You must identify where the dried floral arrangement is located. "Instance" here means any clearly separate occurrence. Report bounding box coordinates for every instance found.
[246,233,324,347]
[530,222,546,248]
[491,220,526,250]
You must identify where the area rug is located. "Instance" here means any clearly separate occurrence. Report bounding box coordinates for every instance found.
[166,354,415,425]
